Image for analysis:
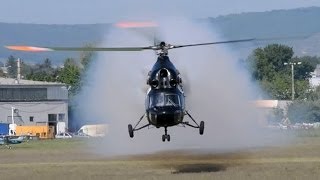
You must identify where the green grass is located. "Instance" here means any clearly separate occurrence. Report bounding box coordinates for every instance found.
[15,138,88,149]
[1,131,320,180]
[294,129,320,137]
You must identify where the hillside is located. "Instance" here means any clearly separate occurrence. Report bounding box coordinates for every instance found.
[1,7,320,65]
[209,6,320,57]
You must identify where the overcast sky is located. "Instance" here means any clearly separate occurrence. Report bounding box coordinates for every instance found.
[0,0,320,24]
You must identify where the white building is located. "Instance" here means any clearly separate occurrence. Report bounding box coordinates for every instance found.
[309,64,320,87]
[0,77,68,133]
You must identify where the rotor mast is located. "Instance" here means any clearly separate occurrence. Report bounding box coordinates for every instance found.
[155,41,173,56]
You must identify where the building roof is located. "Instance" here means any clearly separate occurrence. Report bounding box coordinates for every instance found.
[0,77,65,86]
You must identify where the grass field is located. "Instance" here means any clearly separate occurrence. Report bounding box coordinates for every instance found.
[1,130,320,180]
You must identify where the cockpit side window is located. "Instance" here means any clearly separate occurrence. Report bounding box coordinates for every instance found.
[180,94,185,109]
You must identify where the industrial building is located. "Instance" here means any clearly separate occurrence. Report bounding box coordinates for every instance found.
[0,77,68,136]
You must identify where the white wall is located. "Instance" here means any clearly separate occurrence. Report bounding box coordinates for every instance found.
[0,101,68,127]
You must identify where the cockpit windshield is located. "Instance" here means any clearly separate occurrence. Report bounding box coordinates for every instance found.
[149,93,181,108]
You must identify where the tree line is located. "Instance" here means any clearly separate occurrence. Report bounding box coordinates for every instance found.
[0,50,94,98]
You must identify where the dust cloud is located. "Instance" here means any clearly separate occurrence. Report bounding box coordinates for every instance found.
[75,19,282,156]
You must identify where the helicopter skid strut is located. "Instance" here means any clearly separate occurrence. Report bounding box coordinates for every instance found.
[128,114,150,138]
[182,111,205,135]
[128,111,204,142]
[127,114,171,142]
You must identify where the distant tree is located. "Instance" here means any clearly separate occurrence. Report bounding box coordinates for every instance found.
[287,100,320,123]
[6,55,17,78]
[26,58,58,82]
[260,76,291,99]
[248,44,294,81]
[57,58,81,96]
[291,56,316,80]
[21,62,33,79]
[21,46,95,97]
[0,69,6,77]
[248,44,315,100]
[79,44,95,71]
[305,86,320,101]
[43,58,52,69]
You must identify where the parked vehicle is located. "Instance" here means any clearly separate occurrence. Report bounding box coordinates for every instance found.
[55,132,73,139]
[77,124,108,137]
[73,132,90,138]
[16,125,55,139]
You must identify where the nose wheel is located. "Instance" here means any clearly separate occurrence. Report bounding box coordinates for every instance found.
[162,134,170,142]
[162,127,171,142]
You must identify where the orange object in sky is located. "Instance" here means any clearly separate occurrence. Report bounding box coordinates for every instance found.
[115,21,158,28]
[5,46,52,52]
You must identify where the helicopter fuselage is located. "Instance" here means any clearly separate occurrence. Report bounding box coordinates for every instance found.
[146,88,184,127]
[145,56,185,128]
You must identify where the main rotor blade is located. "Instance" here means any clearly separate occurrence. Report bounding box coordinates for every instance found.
[254,35,309,41]
[172,38,255,49]
[6,35,307,53]
[3,39,256,52]
[171,35,308,49]
[5,45,152,52]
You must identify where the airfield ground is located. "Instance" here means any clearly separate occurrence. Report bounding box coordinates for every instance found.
[1,130,320,180]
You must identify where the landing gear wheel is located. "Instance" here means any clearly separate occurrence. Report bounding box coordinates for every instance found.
[162,134,170,142]
[199,121,205,135]
[128,124,134,138]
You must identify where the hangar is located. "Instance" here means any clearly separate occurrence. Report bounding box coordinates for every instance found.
[0,77,68,135]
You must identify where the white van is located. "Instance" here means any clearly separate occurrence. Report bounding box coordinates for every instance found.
[55,132,72,139]
[77,124,108,137]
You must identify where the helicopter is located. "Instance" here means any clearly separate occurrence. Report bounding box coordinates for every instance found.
[5,37,255,142]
